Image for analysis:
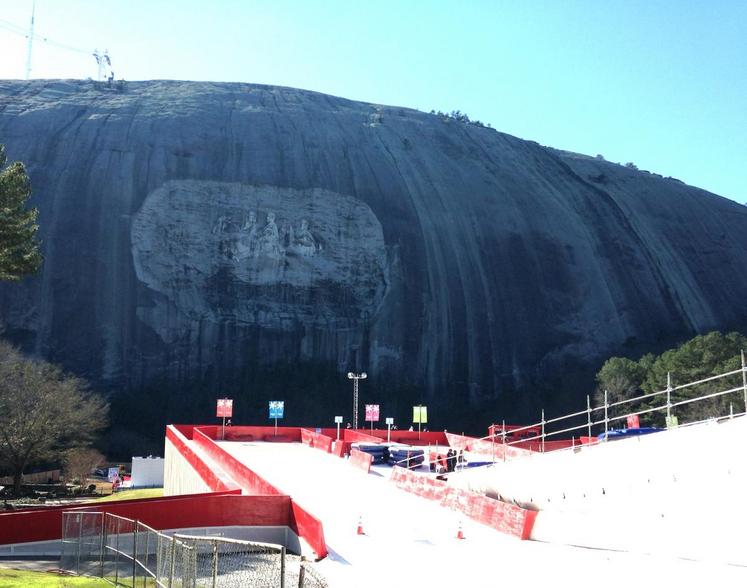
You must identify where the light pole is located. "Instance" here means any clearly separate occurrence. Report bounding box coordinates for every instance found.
[347,372,367,430]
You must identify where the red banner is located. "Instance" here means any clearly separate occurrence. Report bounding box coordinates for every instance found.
[626,414,640,429]
[365,404,380,422]
[216,398,233,418]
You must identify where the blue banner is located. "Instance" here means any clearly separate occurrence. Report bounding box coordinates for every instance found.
[269,400,284,419]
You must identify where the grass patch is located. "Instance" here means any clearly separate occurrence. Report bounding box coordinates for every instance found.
[89,488,163,503]
[0,568,111,587]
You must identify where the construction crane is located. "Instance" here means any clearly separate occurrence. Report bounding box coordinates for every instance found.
[24,0,35,80]
[0,2,115,81]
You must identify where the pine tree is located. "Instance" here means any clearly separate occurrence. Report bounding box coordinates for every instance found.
[0,145,42,280]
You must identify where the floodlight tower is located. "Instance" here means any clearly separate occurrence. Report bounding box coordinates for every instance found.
[25,0,36,80]
[347,372,367,430]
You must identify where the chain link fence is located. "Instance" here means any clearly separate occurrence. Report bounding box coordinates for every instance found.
[61,511,328,587]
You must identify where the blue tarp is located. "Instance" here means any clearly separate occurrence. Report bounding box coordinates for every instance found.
[597,427,662,441]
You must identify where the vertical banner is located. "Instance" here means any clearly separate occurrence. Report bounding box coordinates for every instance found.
[626,414,640,429]
[216,398,233,418]
[269,401,285,419]
[365,404,380,422]
[269,401,284,436]
[412,405,428,424]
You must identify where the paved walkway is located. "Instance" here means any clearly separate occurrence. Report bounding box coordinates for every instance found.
[218,441,747,587]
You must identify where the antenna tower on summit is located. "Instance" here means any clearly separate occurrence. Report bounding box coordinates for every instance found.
[93,49,113,81]
[24,0,36,79]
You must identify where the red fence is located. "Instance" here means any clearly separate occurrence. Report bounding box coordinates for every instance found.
[0,491,288,545]
[202,425,302,443]
[390,467,537,540]
[445,432,532,460]
[349,449,374,474]
[290,501,327,559]
[300,429,334,453]
[355,430,449,446]
[343,429,382,444]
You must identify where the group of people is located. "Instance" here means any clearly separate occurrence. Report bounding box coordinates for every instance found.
[444,448,464,473]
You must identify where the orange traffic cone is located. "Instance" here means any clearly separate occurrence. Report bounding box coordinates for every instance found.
[456,521,465,540]
[356,515,365,535]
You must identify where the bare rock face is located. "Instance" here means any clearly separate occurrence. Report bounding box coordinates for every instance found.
[1,80,746,434]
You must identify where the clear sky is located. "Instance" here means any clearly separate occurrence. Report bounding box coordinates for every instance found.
[1,0,745,202]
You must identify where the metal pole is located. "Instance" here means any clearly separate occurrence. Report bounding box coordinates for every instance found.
[280,546,286,588]
[604,389,609,442]
[666,372,672,422]
[387,422,391,443]
[25,0,35,80]
[337,421,340,441]
[100,514,106,579]
[76,513,83,575]
[132,524,138,587]
[114,518,120,585]
[168,534,176,588]
[742,350,747,414]
[222,416,225,441]
[541,409,545,453]
[211,539,218,588]
[501,419,506,462]
[586,395,592,439]
[143,529,150,588]
[492,423,495,464]
[275,417,278,436]
[155,534,161,586]
[353,378,359,430]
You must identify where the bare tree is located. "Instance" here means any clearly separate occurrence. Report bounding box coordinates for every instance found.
[64,447,106,485]
[0,342,109,496]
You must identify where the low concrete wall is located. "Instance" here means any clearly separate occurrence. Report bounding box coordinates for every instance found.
[131,456,164,488]
[164,437,218,496]
[0,525,300,558]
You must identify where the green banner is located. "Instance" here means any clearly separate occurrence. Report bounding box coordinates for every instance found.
[413,405,428,424]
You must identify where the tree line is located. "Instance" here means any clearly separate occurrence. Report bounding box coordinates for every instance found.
[595,331,747,426]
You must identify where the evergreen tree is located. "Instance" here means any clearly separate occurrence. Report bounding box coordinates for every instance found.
[0,145,42,281]
[595,331,747,426]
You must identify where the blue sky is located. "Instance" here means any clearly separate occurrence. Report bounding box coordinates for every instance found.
[1,0,745,202]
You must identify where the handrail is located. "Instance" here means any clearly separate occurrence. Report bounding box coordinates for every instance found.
[473,364,747,463]
[380,366,746,473]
